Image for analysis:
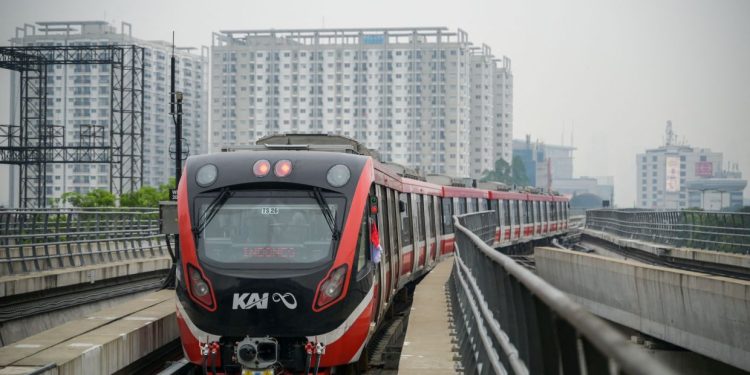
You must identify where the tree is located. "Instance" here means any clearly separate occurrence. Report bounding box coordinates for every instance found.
[480,158,513,184]
[57,189,115,208]
[481,156,531,187]
[511,156,530,186]
[120,177,175,207]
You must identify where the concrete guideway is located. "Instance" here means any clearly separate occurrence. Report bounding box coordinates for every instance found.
[0,257,171,298]
[584,228,750,270]
[398,259,458,374]
[534,246,750,372]
[0,290,177,375]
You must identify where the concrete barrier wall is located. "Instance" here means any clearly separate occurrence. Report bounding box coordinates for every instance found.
[584,229,750,269]
[534,247,750,371]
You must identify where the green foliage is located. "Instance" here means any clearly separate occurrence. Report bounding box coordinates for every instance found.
[120,177,176,208]
[511,156,530,186]
[53,177,176,208]
[58,189,115,208]
[481,156,530,187]
[481,158,513,185]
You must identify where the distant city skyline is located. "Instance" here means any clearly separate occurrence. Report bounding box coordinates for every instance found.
[0,0,748,207]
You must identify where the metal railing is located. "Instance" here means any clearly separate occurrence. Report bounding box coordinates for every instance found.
[451,211,675,375]
[586,209,750,253]
[0,208,168,275]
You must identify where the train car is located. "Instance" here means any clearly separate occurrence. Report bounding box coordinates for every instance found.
[172,134,569,374]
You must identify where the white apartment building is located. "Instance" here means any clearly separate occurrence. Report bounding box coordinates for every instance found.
[7,21,207,203]
[469,46,513,177]
[211,27,513,178]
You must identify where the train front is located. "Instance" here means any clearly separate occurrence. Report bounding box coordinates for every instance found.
[175,150,376,374]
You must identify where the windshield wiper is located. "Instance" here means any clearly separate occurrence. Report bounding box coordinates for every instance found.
[193,188,233,238]
[312,187,340,241]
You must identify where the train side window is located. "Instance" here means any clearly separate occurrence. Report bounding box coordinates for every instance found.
[412,194,425,242]
[427,195,436,241]
[400,193,412,247]
[442,197,454,234]
[355,210,369,273]
[507,201,513,225]
[459,198,467,214]
[515,200,522,225]
[504,200,511,226]
[388,189,399,252]
[490,200,499,223]
[550,202,556,221]
[377,186,390,263]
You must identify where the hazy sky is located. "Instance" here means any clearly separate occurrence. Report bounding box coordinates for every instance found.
[1,0,748,206]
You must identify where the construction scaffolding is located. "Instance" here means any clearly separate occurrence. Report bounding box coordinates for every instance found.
[0,45,144,208]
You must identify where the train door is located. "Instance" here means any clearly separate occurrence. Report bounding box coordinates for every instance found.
[427,195,439,266]
[516,200,522,238]
[458,197,467,215]
[411,194,426,272]
[375,185,391,315]
[508,200,515,239]
[552,202,558,232]
[386,189,400,296]
[490,199,500,244]
[503,200,511,241]
[367,186,382,326]
[399,193,413,281]
[422,195,432,269]
[441,197,455,255]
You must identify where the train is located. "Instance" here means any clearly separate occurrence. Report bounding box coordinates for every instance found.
[173,134,569,374]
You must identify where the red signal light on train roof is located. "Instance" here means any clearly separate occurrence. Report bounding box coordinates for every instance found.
[274,160,293,177]
[253,160,271,177]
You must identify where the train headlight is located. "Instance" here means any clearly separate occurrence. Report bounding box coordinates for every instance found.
[188,265,214,309]
[274,160,293,177]
[195,164,218,187]
[314,264,348,310]
[326,164,350,187]
[253,160,271,177]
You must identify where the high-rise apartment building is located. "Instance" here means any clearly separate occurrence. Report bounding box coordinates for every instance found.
[211,27,512,178]
[7,21,207,203]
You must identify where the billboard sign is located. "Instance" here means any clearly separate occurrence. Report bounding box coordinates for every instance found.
[665,156,680,192]
[695,161,713,177]
[361,35,385,45]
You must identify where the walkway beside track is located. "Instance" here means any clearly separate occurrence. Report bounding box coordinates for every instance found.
[0,290,178,375]
[398,258,457,374]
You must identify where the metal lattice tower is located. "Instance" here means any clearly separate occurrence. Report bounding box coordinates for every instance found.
[0,45,145,208]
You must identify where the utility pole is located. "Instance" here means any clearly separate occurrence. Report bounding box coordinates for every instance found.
[169,32,182,266]
[170,32,183,186]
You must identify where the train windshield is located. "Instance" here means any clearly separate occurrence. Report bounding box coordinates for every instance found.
[195,190,345,265]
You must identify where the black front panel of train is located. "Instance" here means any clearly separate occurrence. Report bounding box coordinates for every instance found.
[177,264,373,336]
[179,151,374,337]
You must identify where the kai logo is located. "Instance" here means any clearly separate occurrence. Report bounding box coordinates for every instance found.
[232,292,297,310]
